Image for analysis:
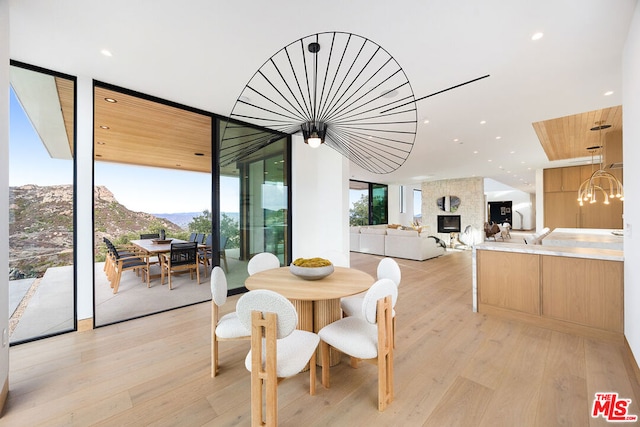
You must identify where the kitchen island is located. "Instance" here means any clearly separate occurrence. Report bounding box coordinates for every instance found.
[472,242,624,340]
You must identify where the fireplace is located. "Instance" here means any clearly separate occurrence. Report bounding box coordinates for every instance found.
[437,215,461,233]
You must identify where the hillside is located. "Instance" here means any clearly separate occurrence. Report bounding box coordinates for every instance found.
[9,184,182,279]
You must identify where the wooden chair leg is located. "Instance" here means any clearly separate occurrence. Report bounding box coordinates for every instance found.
[321,340,330,388]
[350,357,360,368]
[211,340,217,378]
[212,304,219,377]
[309,352,316,396]
[112,269,123,294]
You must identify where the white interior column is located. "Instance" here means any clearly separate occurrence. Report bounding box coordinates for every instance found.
[76,76,94,327]
[0,0,11,406]
[291,135,350,267]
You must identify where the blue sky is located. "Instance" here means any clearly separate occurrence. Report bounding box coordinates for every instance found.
[9,88,239,214]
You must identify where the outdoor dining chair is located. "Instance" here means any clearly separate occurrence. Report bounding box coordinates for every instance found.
[160,242,200,290]
[219,235,229,272]
[236,289,319,426]
[198,234,214,277]
[139,233,160,239]
[319,278,397,412]
[210,266,250,377]
[103,238,149,294]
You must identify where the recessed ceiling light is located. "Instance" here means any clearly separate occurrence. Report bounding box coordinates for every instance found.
[101,49,113,57]
[488,159,493,162]
[531,32,544,41]
[510,150,515,154]
[480,120,486,125]
[99,125,109,130]
[473,150,479,154]
[104,97,117,103]
[496,136,502,140]
[453,138,459,142]
[604,91,614,96]
[521,161,525,164]
[423,119,430,124]
[412,175,432,180]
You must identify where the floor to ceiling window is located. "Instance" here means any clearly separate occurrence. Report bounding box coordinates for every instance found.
[93,83,213,326]
[349,180,388,226]
[219,119,290,292]
[92,83,291,325]
[8,62,76,344]
[413,189,422,224]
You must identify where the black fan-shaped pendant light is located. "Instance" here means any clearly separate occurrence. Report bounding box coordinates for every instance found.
[221,32,418,174]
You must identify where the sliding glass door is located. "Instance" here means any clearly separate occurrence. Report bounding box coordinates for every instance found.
[8,62,76,344]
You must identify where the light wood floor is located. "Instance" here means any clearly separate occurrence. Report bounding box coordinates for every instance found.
[3,251,640,426]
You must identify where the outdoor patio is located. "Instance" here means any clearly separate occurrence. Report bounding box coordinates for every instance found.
[9,248,250,343]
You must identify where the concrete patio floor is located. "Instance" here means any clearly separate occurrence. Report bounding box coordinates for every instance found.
[9,248,251,344]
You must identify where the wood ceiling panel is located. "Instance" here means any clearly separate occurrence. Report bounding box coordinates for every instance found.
[533,106,622,161]
[94,87,213,173]
[55,76,75,157]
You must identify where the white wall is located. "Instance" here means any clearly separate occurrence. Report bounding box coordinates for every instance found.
[388,184,421,227]
[0,0,10,402]
[76,77,94,322]
[623,1,640,369]
[292,135,350,267]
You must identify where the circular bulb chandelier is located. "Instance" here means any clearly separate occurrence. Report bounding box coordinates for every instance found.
[577,122,624,206]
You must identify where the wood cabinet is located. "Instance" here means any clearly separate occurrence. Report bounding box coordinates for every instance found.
[541,255,623,332]
[477,251,539,315]
[544,165,623,230]
[476,247,624,335]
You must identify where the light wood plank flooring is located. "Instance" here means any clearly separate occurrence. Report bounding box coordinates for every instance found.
[3,251,639,426]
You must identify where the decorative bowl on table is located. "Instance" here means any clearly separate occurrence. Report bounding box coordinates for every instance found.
[289,257,334,281]
[151,238,173,244]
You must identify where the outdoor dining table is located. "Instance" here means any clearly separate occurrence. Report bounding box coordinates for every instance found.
[245,265,374,366]
[130,238,204,281]
[130,238,190,255]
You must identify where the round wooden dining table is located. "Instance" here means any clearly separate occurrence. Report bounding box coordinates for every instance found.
[245,266,374,365]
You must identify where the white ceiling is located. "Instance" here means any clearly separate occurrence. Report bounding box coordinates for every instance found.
[8,0,638,192]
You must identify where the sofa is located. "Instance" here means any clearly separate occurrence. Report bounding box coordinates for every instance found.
[350,226,445,261]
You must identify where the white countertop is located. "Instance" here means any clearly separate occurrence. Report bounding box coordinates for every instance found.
[542,228,623,250]
[474,242,623,262]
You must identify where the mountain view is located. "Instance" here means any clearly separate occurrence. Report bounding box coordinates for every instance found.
[9,184,183,279]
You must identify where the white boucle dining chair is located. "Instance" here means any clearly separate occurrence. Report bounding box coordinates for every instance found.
[247,252,280,276]
[211,267,251,377]
[237,289,320,427]
[341,257,401,345]
[319,278,397,412]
